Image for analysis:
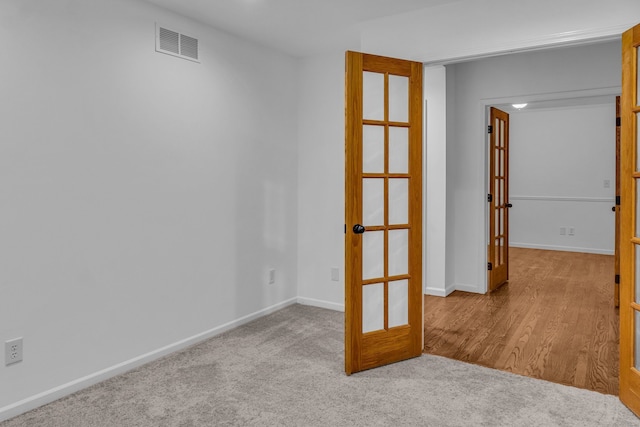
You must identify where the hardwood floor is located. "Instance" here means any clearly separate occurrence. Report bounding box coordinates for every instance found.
[424,247,619,395]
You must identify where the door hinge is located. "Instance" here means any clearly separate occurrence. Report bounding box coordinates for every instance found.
[344,224,346,234]
[616,117,621,127]
[488,194,493,203]
[615,274,620,284]
[488,262,493,271]
[488,125,493,134]
[616,195,621,206]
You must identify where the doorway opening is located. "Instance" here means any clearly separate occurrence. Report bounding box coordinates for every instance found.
[425,93,620,395]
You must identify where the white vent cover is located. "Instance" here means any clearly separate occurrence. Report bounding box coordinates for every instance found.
[156,24,199,62]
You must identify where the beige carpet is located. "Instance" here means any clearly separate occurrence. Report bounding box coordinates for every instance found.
[1,304,639,426]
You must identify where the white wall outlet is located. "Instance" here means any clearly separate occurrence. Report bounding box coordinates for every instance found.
[568,227,575,236]
[268,269,275,285]
[560,227,566,235]
[604,179,611,188]
[5,338,23,366]
[331,267,339,282]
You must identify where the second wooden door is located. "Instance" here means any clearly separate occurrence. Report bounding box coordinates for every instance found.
[488,107,510,292]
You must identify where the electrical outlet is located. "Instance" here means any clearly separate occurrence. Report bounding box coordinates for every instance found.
[560,227,566,236]
[331,267,339,282]
[5,338,23,366]
[568,227,575,236]
[604,179,611,188]
[268,269,275,285]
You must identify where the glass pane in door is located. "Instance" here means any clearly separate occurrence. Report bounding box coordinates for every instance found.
[362,283,384,333]
[388,75,409,122]
[363,178,384,226]
[389,127,409,173]
[635,310,640,369]
[363,72,384,121]
[636,113,640,170]
[388,279,408,327]
[363,125,385,173]
[362,231,384,280]
[636,180,640,237]
[388,229,408,276]
[636,247,640,304]
[388,179,408,225]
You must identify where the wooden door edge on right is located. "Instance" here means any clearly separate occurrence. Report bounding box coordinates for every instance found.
[619,22,640,418]
[616,95,621,308]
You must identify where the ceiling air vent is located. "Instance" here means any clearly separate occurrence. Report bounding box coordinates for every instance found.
[156,24,199,63]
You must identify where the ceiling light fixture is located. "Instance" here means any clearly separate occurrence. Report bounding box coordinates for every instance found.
[512,103,528,109]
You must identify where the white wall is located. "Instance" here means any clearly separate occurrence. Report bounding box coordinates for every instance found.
[0,0,299,417]
[424,66,449,296]
[296,51,354,311]
[509,104,616,254]
[446,41,621,293]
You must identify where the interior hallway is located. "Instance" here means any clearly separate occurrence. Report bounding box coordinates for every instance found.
[424,247,618,395]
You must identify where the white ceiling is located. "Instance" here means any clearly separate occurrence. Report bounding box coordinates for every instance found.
[144,0,463,57]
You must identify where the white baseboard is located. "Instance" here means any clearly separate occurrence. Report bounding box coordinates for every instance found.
[454,282,484,294]
[297,297,344,312]
[0,297,298,423]
[424,282,456,297]
[510,242,614,255]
